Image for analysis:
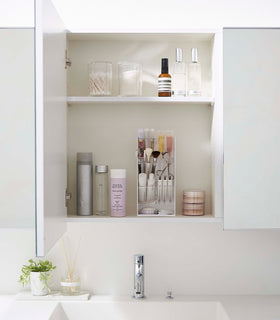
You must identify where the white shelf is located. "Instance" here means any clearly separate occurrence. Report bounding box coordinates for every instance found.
[67,96,215,106]
[65,214,223,223]
[67,30,217,41]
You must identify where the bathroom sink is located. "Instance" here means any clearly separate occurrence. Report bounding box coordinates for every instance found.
[54,298,230,320]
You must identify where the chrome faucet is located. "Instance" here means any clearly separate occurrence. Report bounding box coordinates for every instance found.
[133,254,144,298]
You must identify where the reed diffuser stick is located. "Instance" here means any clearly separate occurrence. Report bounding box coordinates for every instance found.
[60,238,71,277]
[70,236,81,279]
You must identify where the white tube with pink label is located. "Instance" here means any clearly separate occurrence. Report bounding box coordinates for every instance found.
[110,169,126,217]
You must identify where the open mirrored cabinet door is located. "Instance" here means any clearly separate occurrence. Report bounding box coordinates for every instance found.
[224,28,280,229]
[35,0,67,256]
[0,28,35,229]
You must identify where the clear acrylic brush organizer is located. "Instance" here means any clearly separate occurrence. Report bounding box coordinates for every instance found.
[137,130,176,216]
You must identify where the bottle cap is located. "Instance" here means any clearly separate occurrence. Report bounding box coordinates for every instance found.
[134,254,144,264]
[138,129,144,139]
[110,169,126,179]
[150,128,155,139]
[176,48,183,62]
[95,165,108,173]
[183,190,205,203]
[161,58,169,74]
[191,48,198,63]
[77,152,92,163]
[165,130,174,137]
[144,128,150,138]
[183,190,205,196]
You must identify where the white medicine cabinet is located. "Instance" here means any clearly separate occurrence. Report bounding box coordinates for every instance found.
[35,0,280,256]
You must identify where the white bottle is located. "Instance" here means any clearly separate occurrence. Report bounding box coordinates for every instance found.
[188,48,202,96]
[172,48,186,96]
[76,153,93,216]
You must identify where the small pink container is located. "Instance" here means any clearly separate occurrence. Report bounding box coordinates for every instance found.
[110,169,126,217]
[183,203,205,216]
[183,190,205,216]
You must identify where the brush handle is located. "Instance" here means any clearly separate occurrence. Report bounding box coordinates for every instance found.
[157,178,162,202]
[168,177,173,202]
[152,157,157,174]
[145,163,151,177]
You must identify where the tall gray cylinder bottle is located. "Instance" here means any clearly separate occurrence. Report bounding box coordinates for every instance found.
[77,152,93,216]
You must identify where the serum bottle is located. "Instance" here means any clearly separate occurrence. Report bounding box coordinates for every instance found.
[187,48,202,96]
[172,48,186,96]
[110,169,126,217]
[158,58,171,97]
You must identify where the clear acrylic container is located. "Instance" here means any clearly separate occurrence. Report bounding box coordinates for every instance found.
[138,186,156,203]
[118,62,142,96]
[137,130,175,216]
[89,61,112,96]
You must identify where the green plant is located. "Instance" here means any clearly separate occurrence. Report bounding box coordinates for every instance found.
[19,259,56,289]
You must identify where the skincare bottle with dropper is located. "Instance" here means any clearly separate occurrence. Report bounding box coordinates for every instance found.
[158,58,171,97]
[187,48,201,96]
[172,48,186,96]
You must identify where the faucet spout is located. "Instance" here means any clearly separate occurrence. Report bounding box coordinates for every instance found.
[133,254,145,298]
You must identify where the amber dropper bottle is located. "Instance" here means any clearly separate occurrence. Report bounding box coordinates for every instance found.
[158,58,171,97]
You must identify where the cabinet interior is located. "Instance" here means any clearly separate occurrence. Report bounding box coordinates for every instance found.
[66,32,219,218]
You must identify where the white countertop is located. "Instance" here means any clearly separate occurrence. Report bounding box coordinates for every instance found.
[2,295,280,320]
[218,295,280,320]
[0,295,58,320]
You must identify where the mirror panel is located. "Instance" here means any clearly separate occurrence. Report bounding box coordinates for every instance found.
[0,28,35,228]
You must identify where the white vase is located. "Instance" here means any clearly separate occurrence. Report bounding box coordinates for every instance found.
[30,272,48,296]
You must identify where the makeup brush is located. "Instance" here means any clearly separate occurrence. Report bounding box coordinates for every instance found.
[145,148,153,163]
[151,151,160,174]
[152,150,160,159]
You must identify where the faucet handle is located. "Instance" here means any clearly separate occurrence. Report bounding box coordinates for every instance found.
[134,254,144,264]
[166,291,173,299]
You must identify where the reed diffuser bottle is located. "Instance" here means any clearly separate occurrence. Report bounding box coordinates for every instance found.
[60,237,81,296]
[158,58,171,97]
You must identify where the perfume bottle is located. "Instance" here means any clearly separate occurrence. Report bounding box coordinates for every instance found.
[187,48,201,96]
[158,58,171,97]
[172,48,186,96]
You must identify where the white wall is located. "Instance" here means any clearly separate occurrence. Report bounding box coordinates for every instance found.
[52,0,280,30]
[0,0,34,27]
[47,222,280,295]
